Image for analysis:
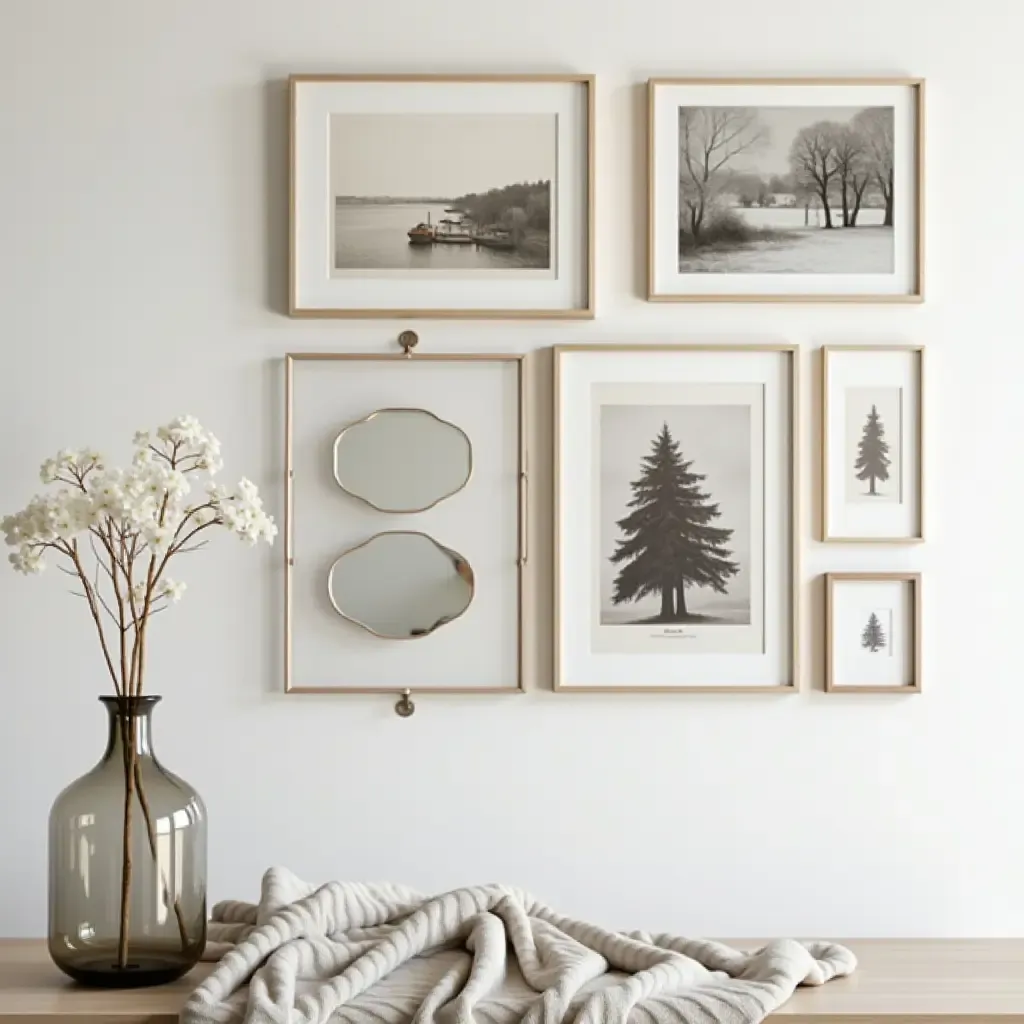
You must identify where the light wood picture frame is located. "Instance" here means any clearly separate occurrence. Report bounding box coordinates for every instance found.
[284,347,527,696]
[553,344,799,693]
[825,573,921,693]
[290,73,595,319]
[647,77,925,303]
[821,345,924,543]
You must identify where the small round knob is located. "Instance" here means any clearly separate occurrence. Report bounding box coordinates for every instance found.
[395,689,415,717]
[397,331,419,356]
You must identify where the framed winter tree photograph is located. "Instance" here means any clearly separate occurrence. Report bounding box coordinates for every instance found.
[647,78,924,303]
[822,345,924,542]
[553,345,798,692]
[825,573,921,693]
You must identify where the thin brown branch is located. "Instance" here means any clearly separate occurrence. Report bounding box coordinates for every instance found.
[107,521,130,691]
[132,491,170,697]
[125,532,142,631]
[169,519,217,558]
[70,583,120,627]
[174,540,210,555]
[117,712,136,967]
[90,524,131,579]
[133,762,190,952]
[90,533,119,589]
[148,443,174,465]
[146,519,218,600]
[167,502,216,547]
[65,540,122,696]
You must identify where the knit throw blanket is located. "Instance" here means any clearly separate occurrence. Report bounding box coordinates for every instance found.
[181,868,855,1024]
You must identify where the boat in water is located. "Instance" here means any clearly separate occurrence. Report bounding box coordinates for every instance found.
[434,217,474,245]
[408,212,435,245]
[473,227,515,251]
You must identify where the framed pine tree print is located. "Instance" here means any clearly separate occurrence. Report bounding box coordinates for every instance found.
[825,573,921,692]
[821,345,924,542]
[553,345,798,692]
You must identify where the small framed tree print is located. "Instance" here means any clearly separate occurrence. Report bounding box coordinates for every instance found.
[647,78,924,303]
[825,573,921,693]
[821,345,924,542]
[553,345,798,692]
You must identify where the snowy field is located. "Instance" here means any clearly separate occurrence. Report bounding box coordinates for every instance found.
[679,208,894,274]
[733,206,886,230]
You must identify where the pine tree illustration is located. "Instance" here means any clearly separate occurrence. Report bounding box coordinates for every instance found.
[610,423,739,623]
[854,404,891,497]
[861,612,887,653]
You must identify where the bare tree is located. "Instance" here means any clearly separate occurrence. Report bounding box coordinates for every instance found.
[833,125,872,227]
[853,107,895,227]
[678,108,765,240]
[788,122,841,229]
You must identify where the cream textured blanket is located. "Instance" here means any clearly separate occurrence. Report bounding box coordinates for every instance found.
[181,868,855,1024]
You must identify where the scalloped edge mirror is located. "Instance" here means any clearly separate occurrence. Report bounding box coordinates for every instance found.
[332,407,473,513]
[327,530,475,640]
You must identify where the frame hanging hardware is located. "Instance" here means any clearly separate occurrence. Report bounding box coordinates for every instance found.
[394,689,416,718]
[518,470,529,566]
[397,331,419,357]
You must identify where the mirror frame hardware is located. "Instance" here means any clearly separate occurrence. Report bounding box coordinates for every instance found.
[518,469,529,567]
[395,689,415,717]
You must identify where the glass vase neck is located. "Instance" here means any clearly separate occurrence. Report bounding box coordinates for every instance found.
[99,695,161,759]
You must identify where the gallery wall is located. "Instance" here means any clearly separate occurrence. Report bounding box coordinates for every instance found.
[1,0,1022,937]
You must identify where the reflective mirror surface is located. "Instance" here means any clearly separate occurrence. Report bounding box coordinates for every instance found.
[328,532,474,639]
[333,409,471,513]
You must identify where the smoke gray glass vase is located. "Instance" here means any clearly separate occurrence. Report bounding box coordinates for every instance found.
[48,696,207,987]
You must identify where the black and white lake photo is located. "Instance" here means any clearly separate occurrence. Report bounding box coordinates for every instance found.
[677,105,895,274]
[598,403,754,635]
[330,113,555,275]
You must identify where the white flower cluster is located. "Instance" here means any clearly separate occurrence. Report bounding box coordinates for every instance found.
[2,418,276,598]
[39,447,104,485]
[130,577,187,605]
[207,477,277,547]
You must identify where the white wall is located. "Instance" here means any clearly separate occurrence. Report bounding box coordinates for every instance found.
[1,0,1022,939]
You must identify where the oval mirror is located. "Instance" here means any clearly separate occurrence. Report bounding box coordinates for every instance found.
[327,531,474,640]
[333,409,471,513]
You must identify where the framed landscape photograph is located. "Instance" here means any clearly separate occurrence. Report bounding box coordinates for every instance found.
[648,78,924,302]
[825,573,921,693]
[553,345,798,692]
[822,345,924,542]
[290,74,594,319]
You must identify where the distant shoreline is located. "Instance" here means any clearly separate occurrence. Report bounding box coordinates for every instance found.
[335,196,454,206]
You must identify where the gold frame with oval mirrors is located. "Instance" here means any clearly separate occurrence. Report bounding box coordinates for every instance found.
[284,334,527,711]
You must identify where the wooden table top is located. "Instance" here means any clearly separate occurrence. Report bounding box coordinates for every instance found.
[2,938,1024,1022]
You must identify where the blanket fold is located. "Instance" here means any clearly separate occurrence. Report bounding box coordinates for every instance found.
[181,868,854,1024]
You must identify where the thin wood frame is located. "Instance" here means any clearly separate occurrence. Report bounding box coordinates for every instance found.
[646,77,926,304]
[552,344,800,693]
[821,344,925,543]
[824,572,921,693]
[289,73,596,320]
[284,351,527,695]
